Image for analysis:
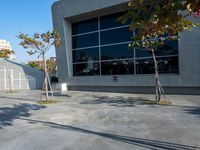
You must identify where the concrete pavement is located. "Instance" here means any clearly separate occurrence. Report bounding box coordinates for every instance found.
[0,91,200,150]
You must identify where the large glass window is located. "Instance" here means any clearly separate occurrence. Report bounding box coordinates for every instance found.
[72,18,98,35]
[100,27,132,45]
[73,62,100,76]
[72,32,99,49]
[72,11,179,76]
[101,44,134,60]
[100,12,130,30]
[136,56,178,74]
[136,40,178,58]
[101,59,134,75]
[73,48,99,63]
[136,58,155,74]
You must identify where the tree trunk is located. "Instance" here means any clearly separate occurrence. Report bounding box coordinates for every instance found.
[151,48,162,102]
[42,54,48,101]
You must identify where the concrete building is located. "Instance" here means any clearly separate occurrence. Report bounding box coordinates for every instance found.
[0,59,44,91]
[0,39,16,60]
[52,0,200,94]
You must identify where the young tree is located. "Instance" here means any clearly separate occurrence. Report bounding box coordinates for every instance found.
[0,48,14,58]
[18,31,61,101]
[28,61,43,71]
[46,59,57,76]
[28,59,57,75]
[118,0,200,102]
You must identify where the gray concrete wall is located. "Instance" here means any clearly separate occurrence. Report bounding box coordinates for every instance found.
[0,59,44,90]
[52,0,200,92]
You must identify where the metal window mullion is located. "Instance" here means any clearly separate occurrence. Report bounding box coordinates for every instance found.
[72,30,98,37]
[73,60,100,65]
[101,41,131,47]
[135,54,179,60]
[98,17,101,76]
[101,58,134,62]
[100,25,130,32]
[72,41,132,51]
[133,29,136,75]
[72,25,129,37]
[73,45,99,51]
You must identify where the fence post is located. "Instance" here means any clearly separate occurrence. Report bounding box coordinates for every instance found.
[4,66,7,90]
[11,69,14,90]
[19,72,22,89]
[26,75,29,89]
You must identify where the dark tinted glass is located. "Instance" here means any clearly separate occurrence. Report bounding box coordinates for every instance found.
[135,48,152,58]
[73,48,99,63]
[73,62,100,76]
[100,11,130,30]
[157,56,179,73]
[101,59,134,75]
[101,44,134,60]
[72,18,98,35]
[72,32,99,49]
[136,56,178,74]
[100,27,132,45]
[135,40,178,58]
[136,58,154,74]
[156,40,178,56]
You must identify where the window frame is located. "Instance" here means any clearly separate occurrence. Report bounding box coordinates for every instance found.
[71,12,179,77]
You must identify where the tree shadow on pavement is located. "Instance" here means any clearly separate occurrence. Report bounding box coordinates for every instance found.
[53,92,71,97]
[19,118,196,150]
[80,95,158,107]
[0,96,40,102]
[0,103,46,128]
[184,106,200,117]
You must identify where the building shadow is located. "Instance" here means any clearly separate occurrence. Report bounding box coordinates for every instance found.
[80,95,159,107]
[0,103,46,128]
[19,118,196,150]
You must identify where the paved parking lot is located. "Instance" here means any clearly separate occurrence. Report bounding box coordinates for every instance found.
[0,90,200,150]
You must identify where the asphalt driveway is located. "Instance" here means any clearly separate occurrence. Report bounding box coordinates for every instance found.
[0,91,200,150]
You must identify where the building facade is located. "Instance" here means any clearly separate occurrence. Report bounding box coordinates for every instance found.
[52,0,200,94]
[0,39,16,60]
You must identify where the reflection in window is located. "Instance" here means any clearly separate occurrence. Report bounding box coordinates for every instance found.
[136,58,154,74]
[73,62,100,76]
[135,48,152,58]
[73,48,99,63]
[136,40,178,58]
[100,11,130,30]
[136,56,178,74]
[71,12,179,76]
[72,32,99,49]
[100,27,132,45]
[101,59,134,75]
[72,18,98,35]
[101,44,134,60]
[156,40,178,56]
[157,56,179,73]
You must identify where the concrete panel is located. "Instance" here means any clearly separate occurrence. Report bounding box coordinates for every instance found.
[0,59,44,90]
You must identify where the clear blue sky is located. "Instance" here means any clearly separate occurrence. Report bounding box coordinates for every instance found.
[0,0,56,63]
